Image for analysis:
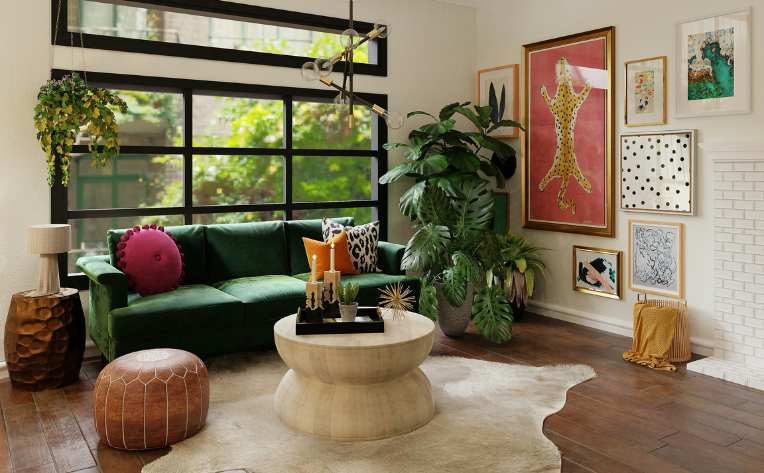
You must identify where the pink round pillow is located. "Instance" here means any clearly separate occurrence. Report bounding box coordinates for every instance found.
[116,225,185,296]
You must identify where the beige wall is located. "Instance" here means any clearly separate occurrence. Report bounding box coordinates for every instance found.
[0,0,476,362]
[475,0,764,352]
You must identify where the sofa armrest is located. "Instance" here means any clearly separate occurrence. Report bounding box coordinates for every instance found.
[377,241,406,275]
[76,255,129,308]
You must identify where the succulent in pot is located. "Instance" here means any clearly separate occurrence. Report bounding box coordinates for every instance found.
[338,282,360,322]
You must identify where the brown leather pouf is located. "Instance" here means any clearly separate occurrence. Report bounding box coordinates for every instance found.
[94,348,209,450]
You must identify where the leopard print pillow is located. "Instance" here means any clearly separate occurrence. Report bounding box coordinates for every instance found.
[322,219,380,273]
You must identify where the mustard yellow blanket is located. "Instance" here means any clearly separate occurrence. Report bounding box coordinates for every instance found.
[623,303,678,372]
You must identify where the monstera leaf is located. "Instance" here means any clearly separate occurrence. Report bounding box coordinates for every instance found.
[401,224,450,272]
[472,286,513,343]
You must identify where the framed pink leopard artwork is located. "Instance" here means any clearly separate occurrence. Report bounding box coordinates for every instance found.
[522,27,616,237]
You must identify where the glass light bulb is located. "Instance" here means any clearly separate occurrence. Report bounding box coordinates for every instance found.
[384,110,405,130]
[374,22,390,39]
[342,28,360,49]
[315,57,333,77]
[301,61,319,81]
[333,93,350,106]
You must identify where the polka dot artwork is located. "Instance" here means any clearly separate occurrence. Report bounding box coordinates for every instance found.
[620,130,695,214]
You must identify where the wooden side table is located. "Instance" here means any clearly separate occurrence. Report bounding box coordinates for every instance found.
[4,288,86,390]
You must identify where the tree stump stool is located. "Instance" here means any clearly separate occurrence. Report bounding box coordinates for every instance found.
[4,288,85,390]
[94,349,209,450]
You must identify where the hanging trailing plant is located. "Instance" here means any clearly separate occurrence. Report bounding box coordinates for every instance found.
[34,73,127,186]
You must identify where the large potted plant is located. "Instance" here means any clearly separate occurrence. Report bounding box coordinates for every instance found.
[379,102,521,343]
[34,72,127,186]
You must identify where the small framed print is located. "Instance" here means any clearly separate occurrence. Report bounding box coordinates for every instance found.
[573,246,622,299]
[675,7,751,117]
[625,56,667,126]
[477,64,520,139]
[620,130,695,215]
[629,220,684,299]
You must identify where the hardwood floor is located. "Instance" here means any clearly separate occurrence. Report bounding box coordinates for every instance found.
[1,314,763,472]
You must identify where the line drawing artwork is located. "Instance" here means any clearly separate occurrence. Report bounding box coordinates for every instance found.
[538,57,592,215]
[632,224,678,292]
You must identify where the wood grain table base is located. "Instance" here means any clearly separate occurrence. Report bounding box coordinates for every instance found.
[273,311,436,441]
[275,367,434,441]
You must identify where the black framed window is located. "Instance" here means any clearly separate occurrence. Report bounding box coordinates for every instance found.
[52,0,387,76]
[52,70,388,288]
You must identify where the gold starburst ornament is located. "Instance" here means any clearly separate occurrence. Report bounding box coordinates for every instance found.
[379,282,415,320]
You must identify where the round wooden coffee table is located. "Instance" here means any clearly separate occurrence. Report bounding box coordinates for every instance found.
[273,309,435,441]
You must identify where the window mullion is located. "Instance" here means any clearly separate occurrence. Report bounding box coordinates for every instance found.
[284,96,294,221]
[183,89,193,224]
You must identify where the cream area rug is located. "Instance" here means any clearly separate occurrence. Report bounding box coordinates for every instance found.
[143,353,595,473]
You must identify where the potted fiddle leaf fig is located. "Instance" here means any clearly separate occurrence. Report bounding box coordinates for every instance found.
[379,102,522,343]
[34,72,127,186]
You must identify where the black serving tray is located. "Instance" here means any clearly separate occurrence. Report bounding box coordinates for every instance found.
[296,306,384,335]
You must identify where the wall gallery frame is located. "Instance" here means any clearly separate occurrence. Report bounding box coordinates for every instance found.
[620,130,695,215]
[675,7,752,118]
[624,56,667,127]
[477,64,520,139]
[629,220,684,299]
[522,27,615,238]
[572,245,622,299]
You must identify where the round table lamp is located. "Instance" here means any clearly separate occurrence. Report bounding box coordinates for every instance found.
[28,224,71,296]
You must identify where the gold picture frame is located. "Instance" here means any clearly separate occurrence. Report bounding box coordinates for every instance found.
[628,220,684,299]
[572,245,622,299]
[477,64,520,139]
[521,27,616,238]
[624,56,667,127]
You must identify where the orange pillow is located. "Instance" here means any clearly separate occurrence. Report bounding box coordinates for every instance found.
[302,230,358,279]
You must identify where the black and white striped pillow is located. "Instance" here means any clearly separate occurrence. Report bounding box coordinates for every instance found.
[322,219,380,273]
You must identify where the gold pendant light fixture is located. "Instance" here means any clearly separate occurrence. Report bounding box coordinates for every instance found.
[300,0,404,130]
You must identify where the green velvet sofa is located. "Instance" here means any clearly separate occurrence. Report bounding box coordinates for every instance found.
[77,218,419,361]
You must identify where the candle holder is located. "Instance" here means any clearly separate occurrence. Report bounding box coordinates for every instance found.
[323,270,342,317]
[300,280,325,323]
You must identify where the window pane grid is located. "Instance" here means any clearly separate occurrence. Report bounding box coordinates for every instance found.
[53,72,387,284]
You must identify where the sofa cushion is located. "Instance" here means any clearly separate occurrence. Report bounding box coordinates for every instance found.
[206,221,288,282]
[293,272,420,309]
[108,224,207,285]
[109,285,245,355]
[214,275,307,347]
[284,218,354,275]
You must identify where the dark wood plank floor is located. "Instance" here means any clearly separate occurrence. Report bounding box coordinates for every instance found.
[1,314,763,472]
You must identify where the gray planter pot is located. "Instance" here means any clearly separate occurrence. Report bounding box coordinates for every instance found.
[339,303,358,322]
[435,283,474,337]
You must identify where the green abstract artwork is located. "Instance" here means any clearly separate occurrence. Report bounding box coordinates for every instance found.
[687,27,734,100]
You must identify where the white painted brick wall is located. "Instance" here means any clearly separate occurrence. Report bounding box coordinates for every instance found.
[713,160,764,368]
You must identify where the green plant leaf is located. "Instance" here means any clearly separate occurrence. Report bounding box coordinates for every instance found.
[439,102,470,121]
[442,266,467,306]
[488,119,525,132]
[516,257,527,273]
[409,154,449,176]
[525,268,535,297]
[401,224,450,272]
[399,180,426,218]
[417,185,456,225]
[407,110,435,119]
[420,119,455,137]
[378,163,412,184]
[419,280,438,320]
[445,148,481,173]
[452,251,481,283]
[472,286,513,344]
[452,178,494,238]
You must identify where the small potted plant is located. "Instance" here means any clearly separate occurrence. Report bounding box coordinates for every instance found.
[338,282,360,322]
